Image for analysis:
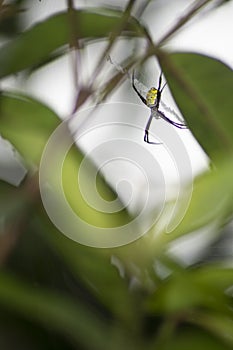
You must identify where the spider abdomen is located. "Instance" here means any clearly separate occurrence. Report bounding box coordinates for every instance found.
[146,87,158,107]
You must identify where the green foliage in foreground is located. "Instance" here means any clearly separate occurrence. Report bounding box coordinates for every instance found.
[0,1,233,349]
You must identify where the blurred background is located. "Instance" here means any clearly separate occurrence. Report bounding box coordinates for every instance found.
[0,0,233,349]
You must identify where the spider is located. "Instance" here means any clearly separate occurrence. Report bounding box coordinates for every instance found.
[132,70,187,144]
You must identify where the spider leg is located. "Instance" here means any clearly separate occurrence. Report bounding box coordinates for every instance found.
[157,71,167,108]
[161,82,167,93]
[144,130,161,144]
[132,70,147,106]
[158,71,163,91]
[144,112,162,144]
[156,109,187,129]
[158,71,167,92]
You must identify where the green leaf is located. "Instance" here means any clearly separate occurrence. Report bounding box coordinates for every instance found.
[0,9,143,78]
[163,53,233,161]
[191,311,233,346]
[35,211,137,324]
[0,180,25,227]
[156,327,233,350]
[146,265,233,315]
[191,265,233,291]
[0,93,132,245]
[0,271,111,350]
[0,92,60,167]
[61,140,131,229]
[160,158,233,242]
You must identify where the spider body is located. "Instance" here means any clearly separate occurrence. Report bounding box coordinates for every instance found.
[146,87,159,107]
[132,70,187,144]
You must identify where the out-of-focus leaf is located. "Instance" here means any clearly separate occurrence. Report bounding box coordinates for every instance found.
[0,180,23,258]
[146,264,233,315]
[34,208,137,324]
[154,326,233,350]
[0,271,112,350]
[0,175,40,265]
[0,178,17,197]
[0,1,24,36]
[191,311,233,346]
[147,273,225,314]
[191,265,233,289]
[160,158,233,242]
[0,9,143,78]
[0,93,60,167]
[60,139,131,229]
[0,180,25,228]
[0,93,132,244]
[163,53,233,161]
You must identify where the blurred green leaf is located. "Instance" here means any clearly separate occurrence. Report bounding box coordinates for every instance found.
[0,270,112,350]
[60,139,131,229]
[191,265,233,291]
[161,158,233,242]
[155,326,233,350]
[0,175,40,265]
[0,9,143,78]
[0,92,131,244]
[163,53,233,161]
[191,311,233,346]
[0,178,17,197]
[146,264,233,315]
[0,92,60,167]
[0,180,26,229]
[147,273,222,314]
[34,208,137,324]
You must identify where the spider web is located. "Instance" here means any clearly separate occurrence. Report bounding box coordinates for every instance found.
[107,55,185,124]
[160,101,185,124]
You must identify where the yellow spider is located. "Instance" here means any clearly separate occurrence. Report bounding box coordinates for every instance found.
[132,71,187,144]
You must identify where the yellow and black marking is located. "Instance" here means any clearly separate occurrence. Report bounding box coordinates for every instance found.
[146,87,158,107]
[132,69,187,144]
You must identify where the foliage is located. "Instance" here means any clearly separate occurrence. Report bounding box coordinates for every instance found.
[0,1,233,349]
